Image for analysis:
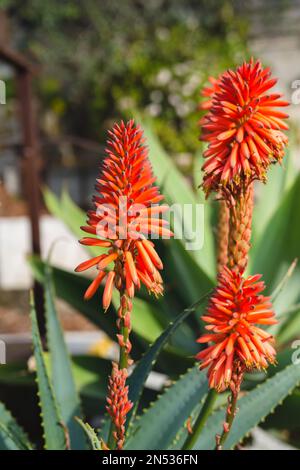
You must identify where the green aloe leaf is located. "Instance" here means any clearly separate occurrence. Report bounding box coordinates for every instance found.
[0,356,112,419]
[252,154,289,243]
[251,175,300,293]
[252,147,298,243]
[267,260,299,339]
[141,118,215,280]
[29,256,192,357]
[100,293,210,442]
[0,423,28,451]
[126,292,210,424]
[262,349,300,431]
[44,265,86,449]
[191,362,300,449]
[75,418,102,450]
[277,308,300,344]
[30,294,67,450]
[60,190,88,240]
[29,255,118,339]
[30,256,164,345]
[125,366,208,450]
[165,238,214,308]
[43,188,100,258]
[43,187,83,239]
[264,388,300,431]
[0,402,33,450]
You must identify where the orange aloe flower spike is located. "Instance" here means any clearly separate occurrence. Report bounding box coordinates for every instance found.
[200,59,289,197]
[196,266,277,393]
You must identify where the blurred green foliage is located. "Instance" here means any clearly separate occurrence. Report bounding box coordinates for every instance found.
[3,0,248,155]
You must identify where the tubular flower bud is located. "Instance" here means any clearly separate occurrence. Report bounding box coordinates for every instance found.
[199,75,222,111]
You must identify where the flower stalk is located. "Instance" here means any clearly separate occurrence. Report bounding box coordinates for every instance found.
[216,200,230,272]
[215,361,244,450]
[75,120,171,450]
[117,290,132,370]
[107,289,132,450]
[227,183,254,273]
[197,58,288,449]
[184,389,217,450]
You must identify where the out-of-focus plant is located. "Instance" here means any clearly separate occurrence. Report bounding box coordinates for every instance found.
[3,0,248,156]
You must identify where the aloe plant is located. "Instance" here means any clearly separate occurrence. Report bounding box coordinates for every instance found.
[0,121,300,449]
[1,272,298,450]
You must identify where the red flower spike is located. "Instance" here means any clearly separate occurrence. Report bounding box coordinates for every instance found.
[75,120,172,306]
[197,266,277,392]
[200,59,289,196]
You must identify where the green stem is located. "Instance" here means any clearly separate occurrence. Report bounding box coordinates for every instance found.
[184,389,217,450]
[215,388,238,450]
[215,364,245,451]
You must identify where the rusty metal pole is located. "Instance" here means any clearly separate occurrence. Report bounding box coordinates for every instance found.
[16,69,46,339]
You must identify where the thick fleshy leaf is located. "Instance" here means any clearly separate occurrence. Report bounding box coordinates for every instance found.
[30,294,67,450]
[126,292,210,425]
[252,150,294,243]
[141,118,216,280]
[251,175,300,293]
[75,418,102,450]
[43,188,101,258]
[165,238,214,308]
[29,255,118,340]
[0,402,33,450]
[190,362,300,449]
[125,366,208,450]
[44,265,86,449]
[100,292,210,442]
[29,256,193,359]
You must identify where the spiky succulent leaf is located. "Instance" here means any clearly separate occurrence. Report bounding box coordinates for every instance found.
[125,366,208,450]
[0,402,33,450]
[100,293,209,442]
[188,363,300,450]
[126,293,210,425]
[141,118,215,279]
[44,265,86,449]
[75,418,102,450]
[30,294,67,450]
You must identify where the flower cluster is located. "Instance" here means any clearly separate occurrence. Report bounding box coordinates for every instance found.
[106,362,133,450]
[200,59,289,196]
[75,120,172,309]
[195,60,287,409]
[75,121,172,449]
[197,267,276,392]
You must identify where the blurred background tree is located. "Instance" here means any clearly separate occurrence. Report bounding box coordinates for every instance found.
[1,0,248,160]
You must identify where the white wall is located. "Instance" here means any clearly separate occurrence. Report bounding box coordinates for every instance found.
[0,215,88,289]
